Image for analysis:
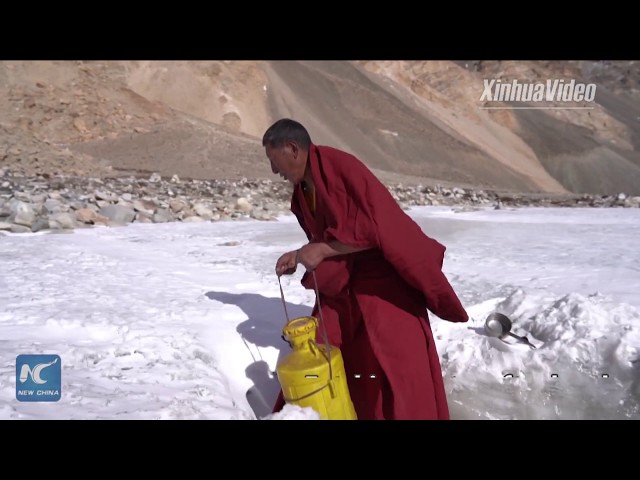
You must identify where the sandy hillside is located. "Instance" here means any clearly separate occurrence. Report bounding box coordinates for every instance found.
[1,60,639,194]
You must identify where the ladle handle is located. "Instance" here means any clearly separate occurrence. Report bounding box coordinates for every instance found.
[507,332,537,349]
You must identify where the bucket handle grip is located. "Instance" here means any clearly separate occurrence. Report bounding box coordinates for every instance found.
[278,271,333,381]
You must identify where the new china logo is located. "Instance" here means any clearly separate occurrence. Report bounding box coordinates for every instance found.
[16,354,61,402]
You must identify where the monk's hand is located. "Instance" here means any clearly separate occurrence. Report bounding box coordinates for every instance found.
[296,242,329,272]
[275,250,298,276]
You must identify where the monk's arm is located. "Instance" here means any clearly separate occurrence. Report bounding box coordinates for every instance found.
[306,240,372,259]
[327,240,372,256]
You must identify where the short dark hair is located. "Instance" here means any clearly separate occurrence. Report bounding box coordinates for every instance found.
[262,118,312,150]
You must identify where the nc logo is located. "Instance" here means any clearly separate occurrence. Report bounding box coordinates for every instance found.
[16,355,62,402]
[19,357,59,384]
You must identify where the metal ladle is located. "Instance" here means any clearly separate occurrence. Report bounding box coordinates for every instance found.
[484,312,537,349]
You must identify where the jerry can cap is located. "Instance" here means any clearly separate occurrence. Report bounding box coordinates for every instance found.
[283,316,317,338]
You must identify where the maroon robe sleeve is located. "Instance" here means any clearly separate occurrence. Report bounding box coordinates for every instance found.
[312,146,468,323]
[292,183,354,298]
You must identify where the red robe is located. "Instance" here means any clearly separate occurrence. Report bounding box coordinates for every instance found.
[273,144,469,419]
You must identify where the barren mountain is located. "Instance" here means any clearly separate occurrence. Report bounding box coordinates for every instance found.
[1,60,639,195]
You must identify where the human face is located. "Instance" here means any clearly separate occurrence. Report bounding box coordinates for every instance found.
[265,141,306,184]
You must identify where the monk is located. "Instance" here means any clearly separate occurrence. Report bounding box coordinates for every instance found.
[264,118,469,420]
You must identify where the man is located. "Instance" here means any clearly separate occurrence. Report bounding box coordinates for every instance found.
[264,118,469,420]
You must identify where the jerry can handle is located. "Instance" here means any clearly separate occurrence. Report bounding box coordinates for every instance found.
[278,271,334,381]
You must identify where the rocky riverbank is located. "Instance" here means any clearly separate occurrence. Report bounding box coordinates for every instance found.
[1,169,639,235]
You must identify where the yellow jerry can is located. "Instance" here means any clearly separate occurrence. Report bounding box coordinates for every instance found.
[276,316,357,420]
